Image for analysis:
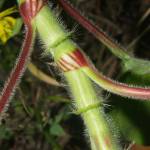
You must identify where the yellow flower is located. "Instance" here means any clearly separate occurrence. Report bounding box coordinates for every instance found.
[0,6,17,44]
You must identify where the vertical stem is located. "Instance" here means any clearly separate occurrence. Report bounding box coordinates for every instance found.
[34,5,121,150]
[65,69,120,150]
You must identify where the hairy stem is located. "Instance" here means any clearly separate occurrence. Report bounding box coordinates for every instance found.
[83,67,150,100]
[0,0,45,120]
[56,0,150,100]
[35,5,120,149]
[66,69,120,150]
[58,0,150,76]
[0,25,35,120]
[58,0,129,60]
[54,47,150,100]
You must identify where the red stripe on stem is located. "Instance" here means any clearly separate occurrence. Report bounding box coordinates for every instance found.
[60,58,78,71]
[57,49,89,72]
[69,50,89,67]
[20,0,47,25]
[93,69,150,100]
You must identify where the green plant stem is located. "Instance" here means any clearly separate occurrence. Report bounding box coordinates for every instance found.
[34,5,120,150]
[65,69,119,150]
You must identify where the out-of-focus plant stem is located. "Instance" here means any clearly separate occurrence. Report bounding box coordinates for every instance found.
[27,62,60,86]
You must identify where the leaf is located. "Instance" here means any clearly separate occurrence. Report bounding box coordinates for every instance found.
[47,96,70,103]
[11,18,23,37]
[50,123,65,136]
[111,110,144,144]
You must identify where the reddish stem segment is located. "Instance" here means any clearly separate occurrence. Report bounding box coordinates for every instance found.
[0,26,33,115]
[20,0,47,25]
[92,69,150,100]
[0,0,47,118]
[58,0,128,60]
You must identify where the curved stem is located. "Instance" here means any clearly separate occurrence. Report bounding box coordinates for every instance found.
[0,0,47,121]
[0,25,35,120]
[83,67,150,100]
[56,49,150,100]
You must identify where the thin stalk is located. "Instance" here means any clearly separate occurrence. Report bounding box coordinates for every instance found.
[34,5,120,149]
[0,24,35,120]
[27,62,60,86]
[58,0,150,76]
[83,67,150,100]
[58,0,129,61]
[0,6,17,18]
[0,0,46,120]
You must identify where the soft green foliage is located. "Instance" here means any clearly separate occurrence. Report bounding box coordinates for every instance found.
[111,110,144,144]
[49,113,66,136]
[0,0,5,10]
[11,18,23,37]
[123,57,150,75]
[0,125,13,140]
